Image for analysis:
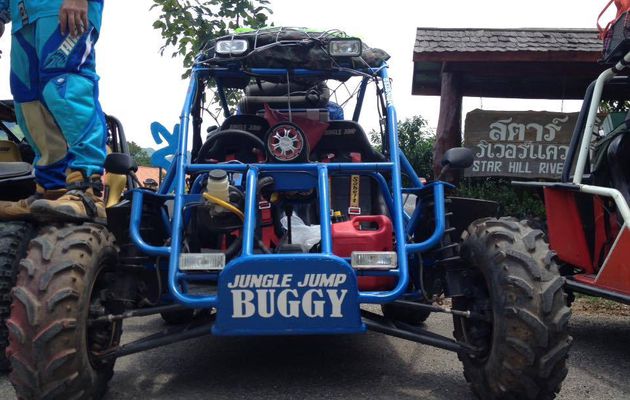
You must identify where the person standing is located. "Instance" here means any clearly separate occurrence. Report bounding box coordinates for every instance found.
[0,0,107,223]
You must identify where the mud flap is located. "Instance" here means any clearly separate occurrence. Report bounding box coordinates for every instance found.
[213,255,365,335]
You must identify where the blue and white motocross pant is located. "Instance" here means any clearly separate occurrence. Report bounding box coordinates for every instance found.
[9,14,106,189]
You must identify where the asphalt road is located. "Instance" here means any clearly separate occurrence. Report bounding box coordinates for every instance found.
[1,309,629,399]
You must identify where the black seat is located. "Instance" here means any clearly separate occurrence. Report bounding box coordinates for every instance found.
[607,131,630,204]
[314,120,385,162]
[195,115,269,163]
[0,161,32,180]
[313,121,387,217]
[0,161,35,201]
[221,115,270,140]
[327,175,387,217]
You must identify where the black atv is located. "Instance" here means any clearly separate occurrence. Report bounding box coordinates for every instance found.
[0,100,36,372]
[0,99,131,371]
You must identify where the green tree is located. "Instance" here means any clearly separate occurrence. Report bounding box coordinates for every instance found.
[151,0,272,76]
[371,115,436,180]
[128,141,152,167]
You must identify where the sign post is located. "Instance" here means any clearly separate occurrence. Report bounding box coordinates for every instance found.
[463,110,577,180]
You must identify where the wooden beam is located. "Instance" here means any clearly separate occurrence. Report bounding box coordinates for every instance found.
[441,61,605,76]
[433,71,462,180]
[412,75,596,99]
[413,50,600,63]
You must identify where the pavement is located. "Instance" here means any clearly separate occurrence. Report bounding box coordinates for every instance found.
[1,309,629,399]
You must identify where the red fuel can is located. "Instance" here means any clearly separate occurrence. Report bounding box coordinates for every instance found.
[332,215,396,291]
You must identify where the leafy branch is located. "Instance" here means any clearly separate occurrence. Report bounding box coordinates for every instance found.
[151,0,272,77]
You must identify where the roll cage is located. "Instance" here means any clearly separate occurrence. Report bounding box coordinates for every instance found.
[516,51,630,228]
[126,33,448,315]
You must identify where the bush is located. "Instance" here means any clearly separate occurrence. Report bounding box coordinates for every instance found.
[456,178,546,220]
[370,115,435,180]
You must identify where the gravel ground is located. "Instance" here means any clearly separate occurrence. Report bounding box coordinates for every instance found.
[1,305,629,400]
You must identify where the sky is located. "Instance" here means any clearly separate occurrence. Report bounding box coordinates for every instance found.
[0,0,615,149]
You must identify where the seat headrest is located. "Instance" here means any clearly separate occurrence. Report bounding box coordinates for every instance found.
[314,121,385,162]
[221,115,270,139]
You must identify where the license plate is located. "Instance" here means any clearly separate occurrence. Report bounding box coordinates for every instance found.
[213,255,364,335]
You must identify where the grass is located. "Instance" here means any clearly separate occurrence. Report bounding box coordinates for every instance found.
[572,293,630,317]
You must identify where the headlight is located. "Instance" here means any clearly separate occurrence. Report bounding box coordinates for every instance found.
[216,39,249,55]
[328,38,362,57]
[351,251,397,270]
[180,253,225,271]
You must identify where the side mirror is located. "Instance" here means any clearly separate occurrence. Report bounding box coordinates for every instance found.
[441,147,474,169]
[105,153,138,175]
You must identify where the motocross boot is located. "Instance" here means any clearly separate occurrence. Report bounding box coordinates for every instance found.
[0,184,66,221]
[31,171,107,224]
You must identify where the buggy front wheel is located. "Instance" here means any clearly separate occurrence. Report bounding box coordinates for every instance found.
[0,221,34,372]
[454,218,572,400]
[7,223,122,399]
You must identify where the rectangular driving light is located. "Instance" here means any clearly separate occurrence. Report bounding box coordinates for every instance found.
[216,39,249,55]
[351,251,397,270]
[329,38,362,57]
[180,253,225,271]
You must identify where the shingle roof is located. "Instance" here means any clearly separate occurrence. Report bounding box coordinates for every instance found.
[415,28,601,54]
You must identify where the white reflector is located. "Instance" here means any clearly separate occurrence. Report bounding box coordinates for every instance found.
[216,39,248,55]
[351,251,397,270]
[180,253,225,271]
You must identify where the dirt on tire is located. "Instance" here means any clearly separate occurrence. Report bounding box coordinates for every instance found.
[454,217,572,400]
[0,222,34,372]
[6,223,121,400]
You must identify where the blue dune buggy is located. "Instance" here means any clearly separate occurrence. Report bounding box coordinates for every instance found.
[5,28,570,400]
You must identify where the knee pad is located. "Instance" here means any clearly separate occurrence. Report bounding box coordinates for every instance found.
[42,73,99,146]
[42,73,107,177]
[15,101,68,166]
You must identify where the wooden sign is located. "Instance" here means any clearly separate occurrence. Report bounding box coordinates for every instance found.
[463,109,578,179]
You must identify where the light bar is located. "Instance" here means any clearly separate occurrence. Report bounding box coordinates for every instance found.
[329,38,362,57]
[216,39,249,55]
[351,251,397,270]
[180,253,225,271]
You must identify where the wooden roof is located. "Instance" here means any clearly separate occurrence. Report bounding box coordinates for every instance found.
[412,28,606,99]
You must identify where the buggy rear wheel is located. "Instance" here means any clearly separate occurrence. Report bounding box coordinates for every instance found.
[0,222,34,372]
[454,218,572,400]
[7,223,122,399]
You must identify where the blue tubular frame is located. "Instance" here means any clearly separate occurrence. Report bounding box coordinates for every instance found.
[129,64,447,309]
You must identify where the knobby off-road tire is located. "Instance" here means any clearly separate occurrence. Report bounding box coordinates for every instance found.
[454,217,572,400]
[7,223,122,400]
[0,222,34,372]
